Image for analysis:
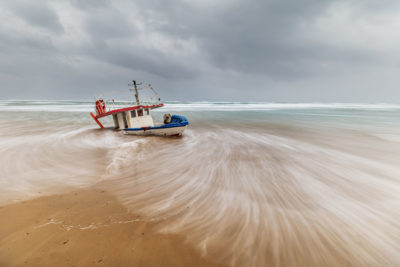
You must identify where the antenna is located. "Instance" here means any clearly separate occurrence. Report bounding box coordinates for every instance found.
[129,80,142,105]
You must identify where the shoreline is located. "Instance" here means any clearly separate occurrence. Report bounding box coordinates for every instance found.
[0,189,223,267]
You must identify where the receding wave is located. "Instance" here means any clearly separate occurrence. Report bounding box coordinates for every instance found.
[0,101,399,266]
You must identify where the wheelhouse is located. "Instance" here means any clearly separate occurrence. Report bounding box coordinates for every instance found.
[112,107,154,130]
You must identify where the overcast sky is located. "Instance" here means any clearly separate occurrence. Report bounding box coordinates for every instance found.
[1,0,400,101]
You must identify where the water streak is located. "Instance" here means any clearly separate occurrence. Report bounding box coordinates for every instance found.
[0,101,399,266]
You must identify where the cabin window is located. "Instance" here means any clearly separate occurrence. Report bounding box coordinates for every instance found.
[130,110,136,118]
[146,108,150,115]
[137,109,143,116]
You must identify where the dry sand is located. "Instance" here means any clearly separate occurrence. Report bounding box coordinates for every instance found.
[0,189,223,267]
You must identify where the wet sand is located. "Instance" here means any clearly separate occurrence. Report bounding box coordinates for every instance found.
[0,189,223,267]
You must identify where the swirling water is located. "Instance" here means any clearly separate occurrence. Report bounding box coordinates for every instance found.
[0,100,399,266]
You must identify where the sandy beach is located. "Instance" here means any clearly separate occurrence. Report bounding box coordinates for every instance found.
[0,189,223,267]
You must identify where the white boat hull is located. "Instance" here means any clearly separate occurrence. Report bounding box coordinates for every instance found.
[123,125,187,136]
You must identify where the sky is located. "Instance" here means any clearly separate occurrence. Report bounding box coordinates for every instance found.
[1,0,400,102]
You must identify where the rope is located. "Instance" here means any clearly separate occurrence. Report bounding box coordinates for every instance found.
[99,82,162,111]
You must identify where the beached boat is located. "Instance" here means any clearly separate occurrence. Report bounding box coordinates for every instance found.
[90,80,189,136]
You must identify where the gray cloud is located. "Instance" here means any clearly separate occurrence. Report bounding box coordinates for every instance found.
[136,0,397,76]
[8,1,64,34]
[1,0,400,101]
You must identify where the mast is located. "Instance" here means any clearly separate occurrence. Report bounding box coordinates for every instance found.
[132,80,140,105]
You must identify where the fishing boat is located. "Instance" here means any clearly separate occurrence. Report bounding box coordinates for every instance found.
[90,80,189,136]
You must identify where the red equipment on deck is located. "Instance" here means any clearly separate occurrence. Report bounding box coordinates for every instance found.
[95,99,106,116]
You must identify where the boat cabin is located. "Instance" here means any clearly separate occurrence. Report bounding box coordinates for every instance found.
[112,108,154,130]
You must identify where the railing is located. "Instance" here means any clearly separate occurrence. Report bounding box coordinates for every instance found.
[105,99,162,112]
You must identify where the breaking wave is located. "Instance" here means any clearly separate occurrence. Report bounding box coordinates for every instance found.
[2,100,400,112]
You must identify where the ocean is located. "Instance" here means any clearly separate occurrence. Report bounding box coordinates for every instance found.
[0,100,399,266]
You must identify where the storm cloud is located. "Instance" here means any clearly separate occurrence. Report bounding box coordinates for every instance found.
[1,0,400,101]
